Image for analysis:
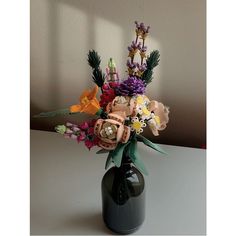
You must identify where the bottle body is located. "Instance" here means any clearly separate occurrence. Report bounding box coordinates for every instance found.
[101,163,145,234]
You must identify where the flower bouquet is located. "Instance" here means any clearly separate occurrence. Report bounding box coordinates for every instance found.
[35,21,169,234]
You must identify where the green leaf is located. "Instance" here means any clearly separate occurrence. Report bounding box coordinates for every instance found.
[129,138,148,175]
[133,156,148,175]
[96,149,110,154]
[137,134,167,155]
[105,151,113,169]
[33,108,74,118]
[112,142,130,167]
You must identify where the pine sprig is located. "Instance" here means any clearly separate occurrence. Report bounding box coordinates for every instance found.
[146,50,160,69]
[141,50,160,84]
[87,50,105,87]
[141,70,153,84]
[88,50,101,68]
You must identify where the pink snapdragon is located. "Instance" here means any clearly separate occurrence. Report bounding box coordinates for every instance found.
[55,119,99,150]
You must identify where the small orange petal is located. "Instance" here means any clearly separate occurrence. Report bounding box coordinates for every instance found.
[88,85,98,99]
[79,90,90,102]
[70,104,82,113]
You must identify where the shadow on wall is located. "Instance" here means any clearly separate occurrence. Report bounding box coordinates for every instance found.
[30,0,206,148]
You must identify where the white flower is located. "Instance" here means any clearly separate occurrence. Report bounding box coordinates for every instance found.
[130,117,146,134]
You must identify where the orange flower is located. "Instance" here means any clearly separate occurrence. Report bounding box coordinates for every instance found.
[70,85,101,115]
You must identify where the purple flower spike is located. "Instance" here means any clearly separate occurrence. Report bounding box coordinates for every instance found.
[137,63,147,72]
[117,76,146,96]
[140,46,147,53]
[127,60,137,69]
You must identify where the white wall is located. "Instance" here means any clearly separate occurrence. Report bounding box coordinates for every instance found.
[30,0,206,147]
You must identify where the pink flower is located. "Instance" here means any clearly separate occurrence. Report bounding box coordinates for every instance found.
[84,137,100,150]
[88,119,97,127]
[77,131,86,143]
[56,120,99,150]
[109,82,120,88]
[102,83,109,90]
[84,140,94,150]
[87,127,94,135]
[100,82,119,109]
[79,121,89,130]
[70,134,78,139]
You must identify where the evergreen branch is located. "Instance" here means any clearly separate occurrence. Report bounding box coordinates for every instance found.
[87,50,105,87]
[88,50,101,69]
[141,50,160,85]
[146,50,160,69]
[141,69,153,84]
[92,68,105,87]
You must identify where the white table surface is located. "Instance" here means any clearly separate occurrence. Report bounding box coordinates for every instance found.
[30,130,206,235]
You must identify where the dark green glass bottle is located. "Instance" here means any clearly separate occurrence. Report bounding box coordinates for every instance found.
[101,156,145,234]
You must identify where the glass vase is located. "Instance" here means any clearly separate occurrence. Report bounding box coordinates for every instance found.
[101,156,145,234]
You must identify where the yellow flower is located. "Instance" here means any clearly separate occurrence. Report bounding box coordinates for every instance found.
[130,117,146,134]
[135,95,151,119]
[70,85,100,115]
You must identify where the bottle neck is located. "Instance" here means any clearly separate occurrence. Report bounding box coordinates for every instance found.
[119,154,132,172]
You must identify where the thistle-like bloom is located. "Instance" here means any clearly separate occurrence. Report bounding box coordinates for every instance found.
[70,85,101,115]
[117,76,146,96]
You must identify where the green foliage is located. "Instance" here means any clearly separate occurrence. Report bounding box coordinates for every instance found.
[101,132,166,174]
[105,151,113,169]
[87,50,105,87]
[33,108,73,118]
[129,138,148,175]
[88,50,101,68]
[141,69,153,84]
[111,142,130,167]
[141,50,160,85]
[137,134,167,155]
[96,149,110,154]
[146,50,160,69]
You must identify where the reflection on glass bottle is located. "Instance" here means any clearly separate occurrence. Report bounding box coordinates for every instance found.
[102,155,145,234]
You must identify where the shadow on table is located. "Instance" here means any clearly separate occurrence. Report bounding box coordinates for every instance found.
[62,211,115,235]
